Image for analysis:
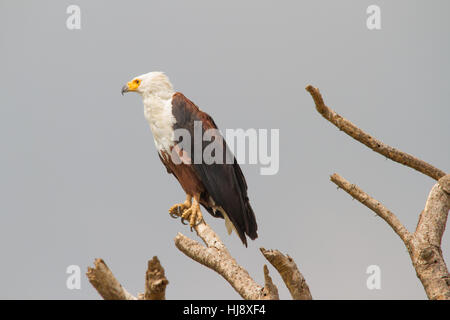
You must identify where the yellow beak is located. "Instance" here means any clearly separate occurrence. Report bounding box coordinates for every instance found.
[121,80,140,95]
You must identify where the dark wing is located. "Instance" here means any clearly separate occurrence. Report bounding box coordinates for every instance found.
[171,92,258,246]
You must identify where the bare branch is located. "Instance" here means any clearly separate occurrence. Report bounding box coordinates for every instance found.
[330,173,412,245]
[174,220,272,300]
[261,265,279,300]
[310,84,450,299]
[329,171,450,300]
[305,85,446,181]
[144,256,169,300]
[415,175,450,245]
[260,248,312,300]
[411,174,450,300]
[86,259,137,300]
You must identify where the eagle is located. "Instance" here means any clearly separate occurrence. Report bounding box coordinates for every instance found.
[122,72,258,246]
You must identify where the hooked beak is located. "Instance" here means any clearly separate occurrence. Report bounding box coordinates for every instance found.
[121,84,129,96]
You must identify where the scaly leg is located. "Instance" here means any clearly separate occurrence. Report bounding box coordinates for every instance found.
[168,194,192,219]
[181,194,203,228]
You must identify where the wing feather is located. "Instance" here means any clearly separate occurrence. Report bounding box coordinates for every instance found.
[171,93,258,246]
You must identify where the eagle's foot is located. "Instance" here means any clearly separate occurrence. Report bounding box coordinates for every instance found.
[168,199,191,219]
[181,203,203,228]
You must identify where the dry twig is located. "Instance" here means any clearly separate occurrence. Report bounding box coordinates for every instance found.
[305,85,446,181]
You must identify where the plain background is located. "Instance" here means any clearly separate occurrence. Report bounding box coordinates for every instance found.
[1,0,449,299]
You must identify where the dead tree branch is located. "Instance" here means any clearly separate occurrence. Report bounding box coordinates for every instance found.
[174,220,280,300]
[86,220,309,300]
[411,174,450,300]
[330,173,412,245]
[307,85,449,300]
[331,173,450,299]
[260,248,312,300]
[143,256,169,300]
[87,257,169,300]
[87,258,137,300]
[305,85,446,181]
[262,265,280,300]
[86,84,446,300]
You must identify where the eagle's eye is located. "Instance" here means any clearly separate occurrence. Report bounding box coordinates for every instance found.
[135,79,140,84]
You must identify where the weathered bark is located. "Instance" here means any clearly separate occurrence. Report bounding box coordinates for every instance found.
[174,220,280,300]
[410,175,450,300]
[262,265,279,300]
[86,259,137,300]
[260,248,312,300]
[86,220,309,300]
[307,85,449,300]
[144,256,169,300]
[87,257,169,300]
[330,174,450,299]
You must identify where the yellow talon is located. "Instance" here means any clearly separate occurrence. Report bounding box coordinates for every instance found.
[168,203,187,217]
[168,194,203,228]
[181,203,203,228]
[168,195,192,218]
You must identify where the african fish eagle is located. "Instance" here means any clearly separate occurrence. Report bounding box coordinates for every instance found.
[121,72,258,246]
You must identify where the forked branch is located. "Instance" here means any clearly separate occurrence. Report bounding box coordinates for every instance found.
[87,257,168,300]
[260,248,312,300]
[87,220,310,300]
[307,85,449,300]
[174,221,277,300]
[87,259,137,300]
[174,220,311,300]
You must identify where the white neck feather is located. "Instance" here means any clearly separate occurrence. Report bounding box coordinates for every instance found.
[142,93,176,152]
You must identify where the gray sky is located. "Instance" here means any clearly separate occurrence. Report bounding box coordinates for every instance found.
[0,0,449,299]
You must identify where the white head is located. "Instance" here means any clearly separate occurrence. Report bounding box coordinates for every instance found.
[121,71,174,99]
